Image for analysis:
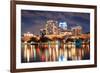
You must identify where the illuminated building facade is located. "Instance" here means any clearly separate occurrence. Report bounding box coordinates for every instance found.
[59,21,67,30]
[45,20,59,35]
[23,32,34,42]
[71,25,82,36]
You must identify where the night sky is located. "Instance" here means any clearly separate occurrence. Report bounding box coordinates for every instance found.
[21,10,90,35]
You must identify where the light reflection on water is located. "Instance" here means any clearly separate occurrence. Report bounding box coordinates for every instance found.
[21,40,90,63]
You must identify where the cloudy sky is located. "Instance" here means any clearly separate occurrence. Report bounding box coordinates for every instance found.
[21,10,90,35]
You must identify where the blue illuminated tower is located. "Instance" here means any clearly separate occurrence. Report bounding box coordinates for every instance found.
[59,21,67,30]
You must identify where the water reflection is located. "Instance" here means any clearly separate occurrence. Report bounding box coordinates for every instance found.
[21,38,90,63]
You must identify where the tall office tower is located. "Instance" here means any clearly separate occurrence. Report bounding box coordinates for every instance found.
[71,25,82,36]
[59,21,68,30]
[45,20,59,35]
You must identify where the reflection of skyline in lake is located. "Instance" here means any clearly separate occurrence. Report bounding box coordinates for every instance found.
[21,10,90,35]
[21,39,90,63]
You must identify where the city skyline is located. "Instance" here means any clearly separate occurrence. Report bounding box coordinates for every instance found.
[21,10,90,35]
